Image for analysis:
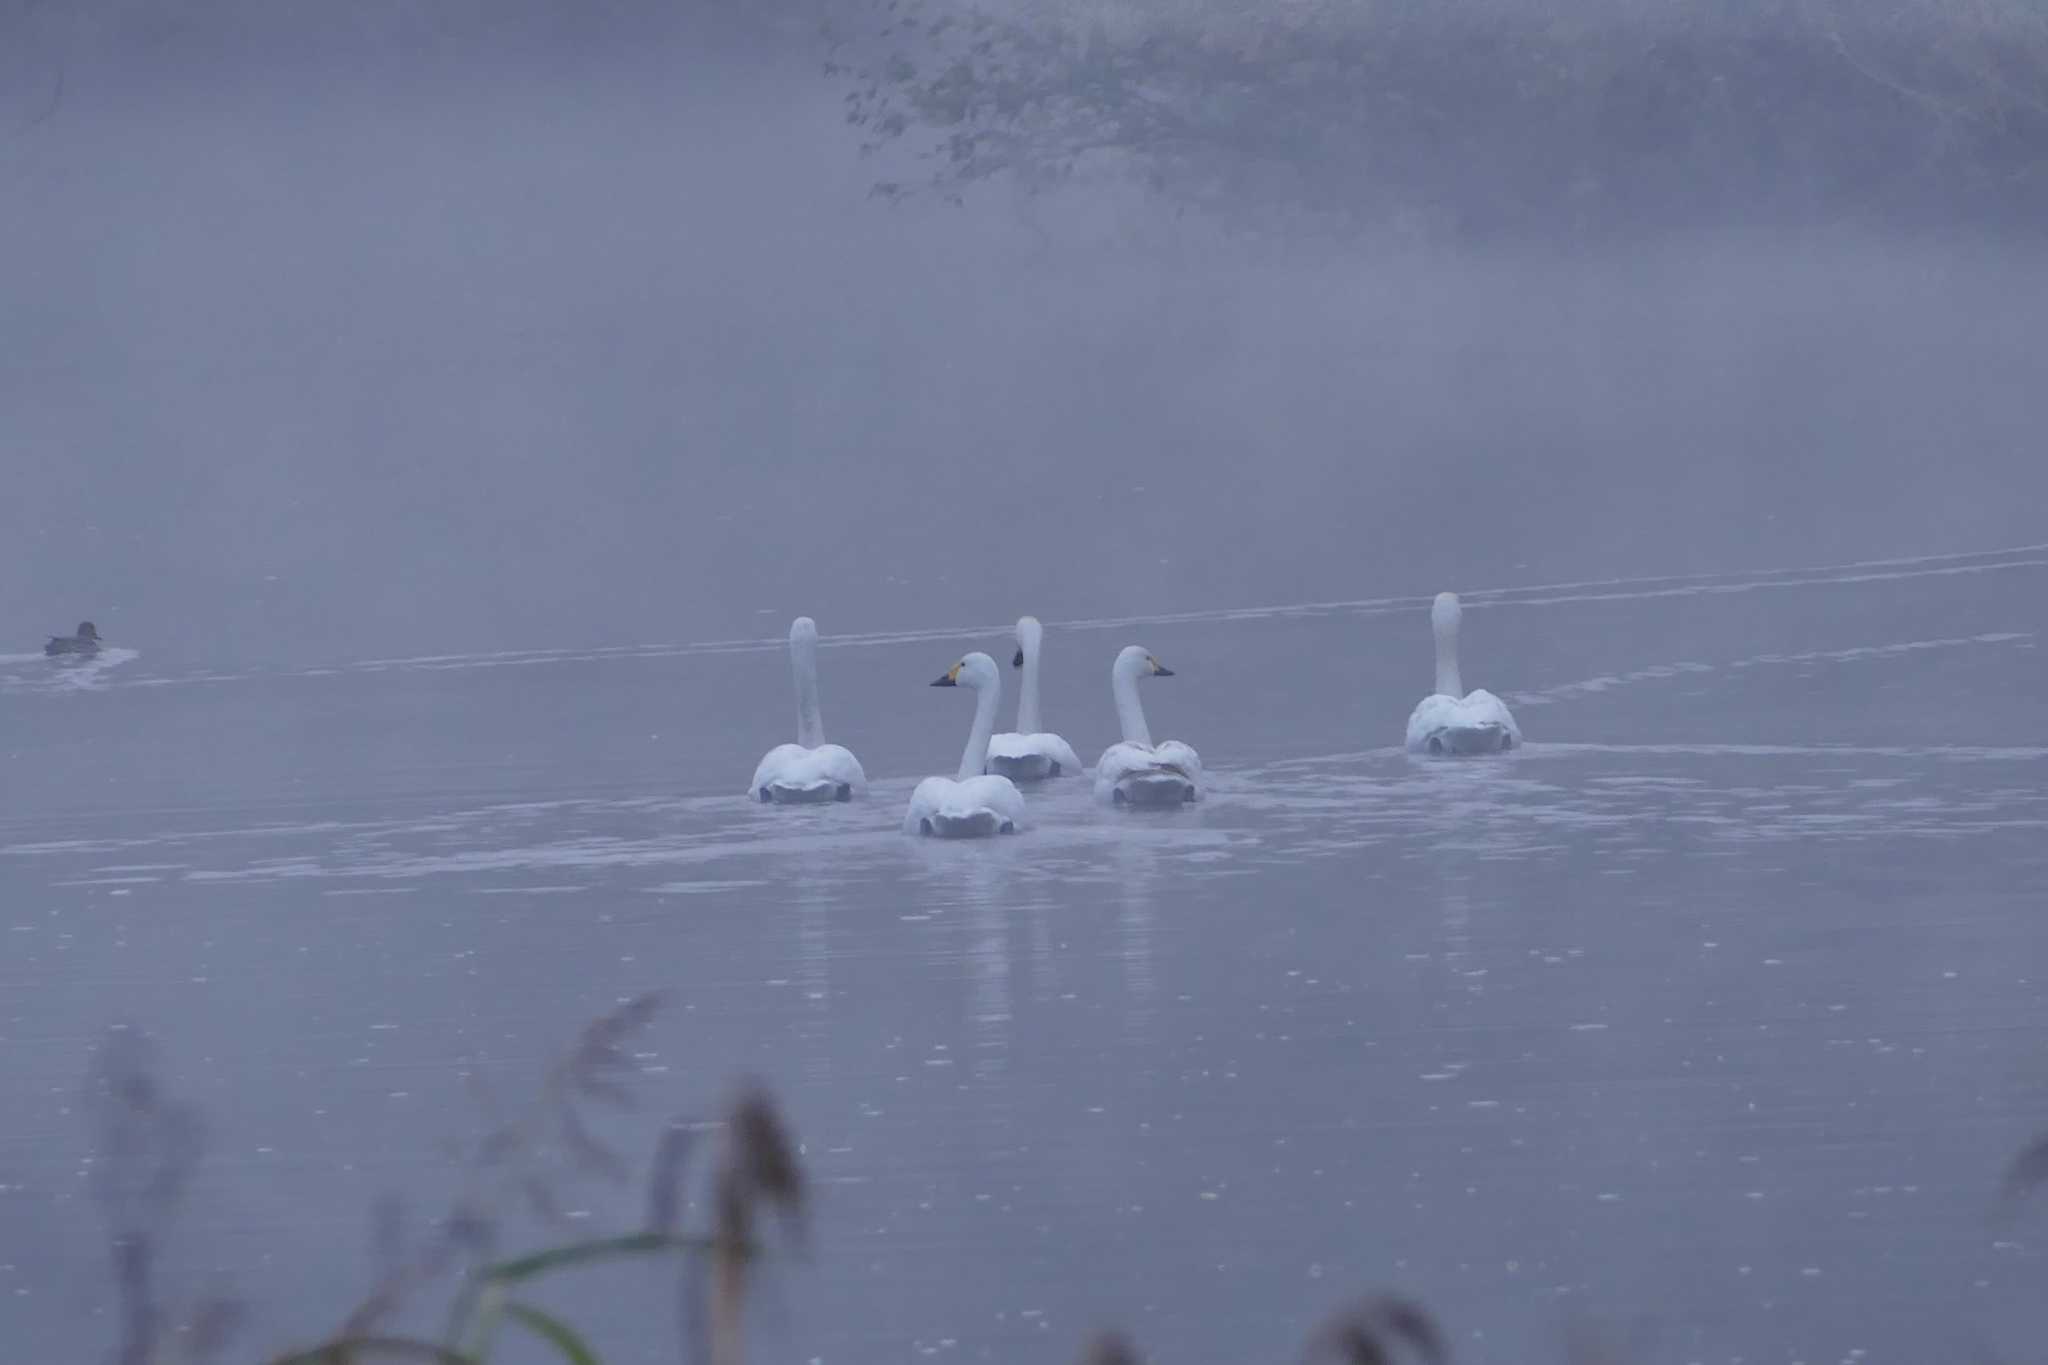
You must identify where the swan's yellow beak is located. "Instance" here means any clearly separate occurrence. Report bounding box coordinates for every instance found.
[930,661,964,687]
[1148,655,1175,677]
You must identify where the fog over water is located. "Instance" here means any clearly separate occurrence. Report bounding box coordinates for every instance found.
[4,4,2047,1363]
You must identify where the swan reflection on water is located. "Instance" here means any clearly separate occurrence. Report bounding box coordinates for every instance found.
[1114,837,1160,1040]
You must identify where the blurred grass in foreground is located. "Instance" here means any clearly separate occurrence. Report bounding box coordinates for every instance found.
[78,997,2048,1365]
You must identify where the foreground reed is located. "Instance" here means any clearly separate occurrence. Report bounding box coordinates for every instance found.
[78,1002,2048,1365]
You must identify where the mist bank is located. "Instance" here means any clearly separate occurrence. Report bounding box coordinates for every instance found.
[843,0,2048,241]
[4,4,2044,670]
[11,1,2048,242]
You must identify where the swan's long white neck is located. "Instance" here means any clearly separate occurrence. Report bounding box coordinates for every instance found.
[1016,619,1044,734]
[1432,595,1464,699]
[1112,655,1153,748]
[959,671,1002,782]
[790,622,825,748]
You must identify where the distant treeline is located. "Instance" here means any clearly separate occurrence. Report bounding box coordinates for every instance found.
[836,1,2048,240]
[7,0,2046,239]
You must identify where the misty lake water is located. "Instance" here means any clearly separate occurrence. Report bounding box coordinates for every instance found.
[4,545,2046,1364]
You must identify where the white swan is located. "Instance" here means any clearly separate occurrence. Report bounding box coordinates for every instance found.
[906,652,1027,838]
[748,617,868,803]
[1405,592,1521,755]
[1094,645,1203,807]
[985,616,1083,782]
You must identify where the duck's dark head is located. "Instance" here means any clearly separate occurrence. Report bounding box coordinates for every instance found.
[78,622,99,640]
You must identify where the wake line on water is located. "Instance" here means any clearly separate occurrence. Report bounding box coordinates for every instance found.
[0,647,144,695]
[352,541,2048,662]
[1538,741,2048,761]
[1507,631,2034,709]
[317,541,2048,675]
[10,541,2045,694]
[1249,737,2048,775]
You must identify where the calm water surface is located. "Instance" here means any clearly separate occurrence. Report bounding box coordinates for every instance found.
[4,547,2048,1363]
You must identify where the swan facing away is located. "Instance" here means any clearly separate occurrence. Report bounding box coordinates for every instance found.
[907,653,1026,837]
[1095,645,1202,807]
[1405,592,1521,756]
[749,617,868,803]
[985,616,1082,782]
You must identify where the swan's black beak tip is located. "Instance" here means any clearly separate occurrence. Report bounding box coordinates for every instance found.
[929,675,957,687]
[1154,666,1176,677]
[1011,649,1024,668]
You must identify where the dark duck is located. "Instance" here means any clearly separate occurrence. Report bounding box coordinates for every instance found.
[45,621,102,657]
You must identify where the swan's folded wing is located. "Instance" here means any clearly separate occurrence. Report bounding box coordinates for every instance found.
[904,776,952,833]
[1036,733,1084,774]
[749,743,811,794]
[809,743,869,790]
[1099,739,1202,781]
[953,774,1026,820]
[1407,691,1520,753]
[1094,740,1201,803]
[1093,741,1157,785]
[908,775,1019,816]
[753,743,867,797]
[1457,690,1522,740]
[1151,740,1203,779]
[990,731,1082,773]
[905,774,1024,833]
[1404,694,1463,752]
[986,732,1035,760]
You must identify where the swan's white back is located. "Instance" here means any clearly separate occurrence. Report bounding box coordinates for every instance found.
[1094,645,1202,806]
[1407,593,1521,755]
[987,615,1082,780]
[749,616,867,800]
[908,652,1025,836]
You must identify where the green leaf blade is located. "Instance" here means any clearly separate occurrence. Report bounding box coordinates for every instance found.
[506,1303,603,1365]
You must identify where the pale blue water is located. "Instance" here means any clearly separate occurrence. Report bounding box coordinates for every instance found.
[4,546,2047,1363]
